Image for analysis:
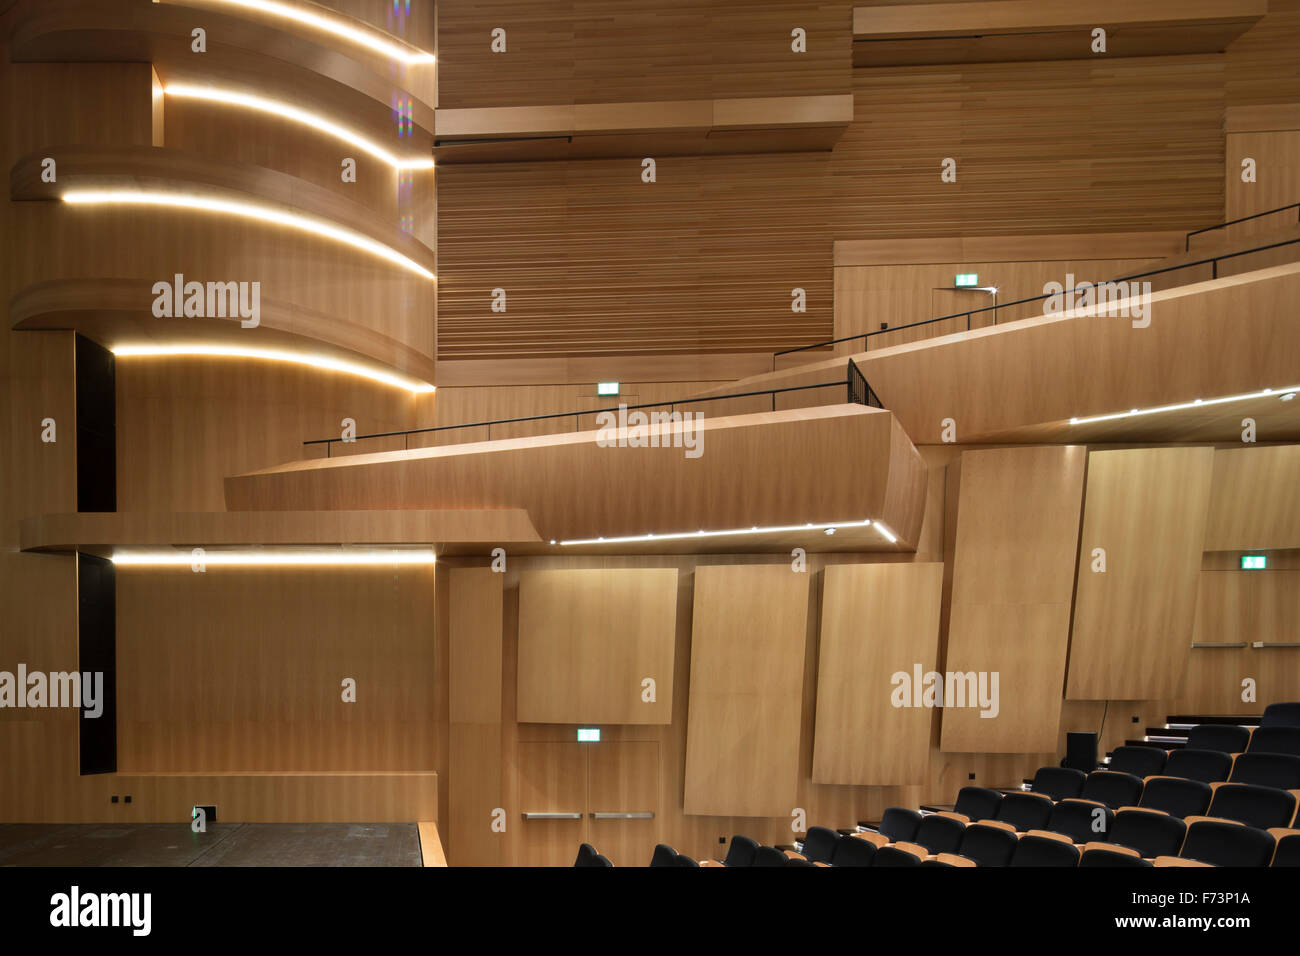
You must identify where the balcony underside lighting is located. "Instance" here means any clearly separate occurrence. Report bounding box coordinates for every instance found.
[1068,385,1300,426]
[112,548,436,566]
[558,519,900,547]
[62,189,435,280]
[163,84,433,171]
[111,344,435,394]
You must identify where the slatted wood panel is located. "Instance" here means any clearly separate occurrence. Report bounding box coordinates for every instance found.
[1066,447,1216,701]
[437,55,1224,359]
[1225,0,1300,106]
[811,562,944,785]
[436,1,853,108]
[939,446,1086,753]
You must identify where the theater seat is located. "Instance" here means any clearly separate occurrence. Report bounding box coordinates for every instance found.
[649,844,679,867]
[1031,766,1087,800]
[1205,783,1298,829]
[1138,776,1212,818]
[957,823,1018,867]
[993,792,1054,832]
[1163,748,1233,784]
[722,835,759,867]
[574,843,601,867]
[1273,832,1300,866]
[830,834,877,867]
[1107,808,1187,858]
[799,826,840,865]
[675,854,700,867]
[1011,832,1080,867]
[1108,746,1167,777]
[952,786,1003,822]
[1262,703,1300,728]
[872,845,923,867]
[1186,724,1252,755]
[1228,752,1300,789]
[866,807,923,846]
[1179,819,1276,867]
[913,814,967,854]
[1247,726,1300,757]
[1080,848,1153,867]
[1045,799,1112,844]
[752,846,788,867]
[1079,770,1145,810]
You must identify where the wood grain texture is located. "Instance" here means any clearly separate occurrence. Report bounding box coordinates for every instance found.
[418,820,448,866]
[683,564,810,817]
[1205,445,1300,551]
[1066,448,1216,700]
[1193,570,1300,647]
[517,568,678,724]
[448,568,505,865]
[812,563,944,785]
[940,446,1086,753]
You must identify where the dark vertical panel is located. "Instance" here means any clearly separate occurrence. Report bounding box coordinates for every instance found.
[74,334,116,513]
[78,553,117,775]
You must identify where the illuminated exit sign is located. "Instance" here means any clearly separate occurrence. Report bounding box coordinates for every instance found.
[577,728,601,742]
[1241,555,1267,570]
[955,273,979,287]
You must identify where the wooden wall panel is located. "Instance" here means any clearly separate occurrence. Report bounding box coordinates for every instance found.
[1225,0,1300,107]
[811,562,943,785]
[115,566,437,773]
[1193,569,1300,647]
[940,446,1085,753]
[436,56,1223,360]
[436,1,853,109]
[517,568,678,724]
[1205,444,1300,552]
[1067,448,1216,700]
[448,567,504,865]
[516,741,589,866]
[682,564,809,817]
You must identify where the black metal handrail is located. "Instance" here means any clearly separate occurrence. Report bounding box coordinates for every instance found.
[1185,201,1300,251]
[305,376,880,456]
[772,233,1300,367]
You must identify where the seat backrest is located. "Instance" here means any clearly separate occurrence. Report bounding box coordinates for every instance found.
[1080,847,1153,867]
[914,814,967,854]
[1262,702,1300,728]
[1138,776,1213,818]
[800,826,840,865]
[1080,770,1145,810]
[1046,799,1112,844]
[1110,809,1187,858]
[722,835,760,867]
[574,843,600,867]
[1207,783,1298,830]
[829,835,876,867]
[592,854,614,867]
[674,854,699,867]
[1247,726,1300,757]
[995,792,1054,831]
[871,845,922,867]
[879,807,923,843]
[1181,820,1276,867]
[1030,766,1087,801]
[953,786,1003,821]
[1186,724,1252,754]
[957,823,1018,867]
[649,843,678,867]
[1274,833,1300,867]
[752,846,788,867]
[1010,833,1080,867]
[1163,748,1234,784]
[1229,752,1300,789]
[1108,746,1167,777]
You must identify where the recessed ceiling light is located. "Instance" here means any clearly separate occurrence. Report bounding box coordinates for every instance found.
[1067,385,1300,426]
[112,548,436,566]
[558,519,878,547]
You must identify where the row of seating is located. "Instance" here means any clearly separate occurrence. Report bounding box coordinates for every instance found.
[1121,723,1300,760]
[1100,739,1300,785]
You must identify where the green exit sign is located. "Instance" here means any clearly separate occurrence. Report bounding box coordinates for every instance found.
[1242,555,1267,570]
[955,273,979,287]
[596,382,619,396]
[577,728,601,742]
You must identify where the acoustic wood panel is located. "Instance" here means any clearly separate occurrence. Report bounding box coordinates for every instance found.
[436,1,852,109]
[1066,448,1216,700]
[940,446,1085,753]
[812,563,944,785]
[1193,569,1300,647]
[436,55,1223,360]
[683,564,810,817]
[587,740,659,866]
[1225,0,1300,107]
[448,567,505,865]
[517,568,678,724]
[1205,445,1300,551]
[516,741,588,866]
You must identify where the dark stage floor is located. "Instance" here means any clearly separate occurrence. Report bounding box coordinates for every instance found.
[0,823,423,867]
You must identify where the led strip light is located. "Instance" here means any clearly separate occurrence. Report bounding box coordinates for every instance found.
[154,0,436,64]
[163,84,434,171]
[62,190,435,280]
[112,548,436,566]
[111,344,435,394]
[1069,385,1300,426]
[556,519,899,547]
